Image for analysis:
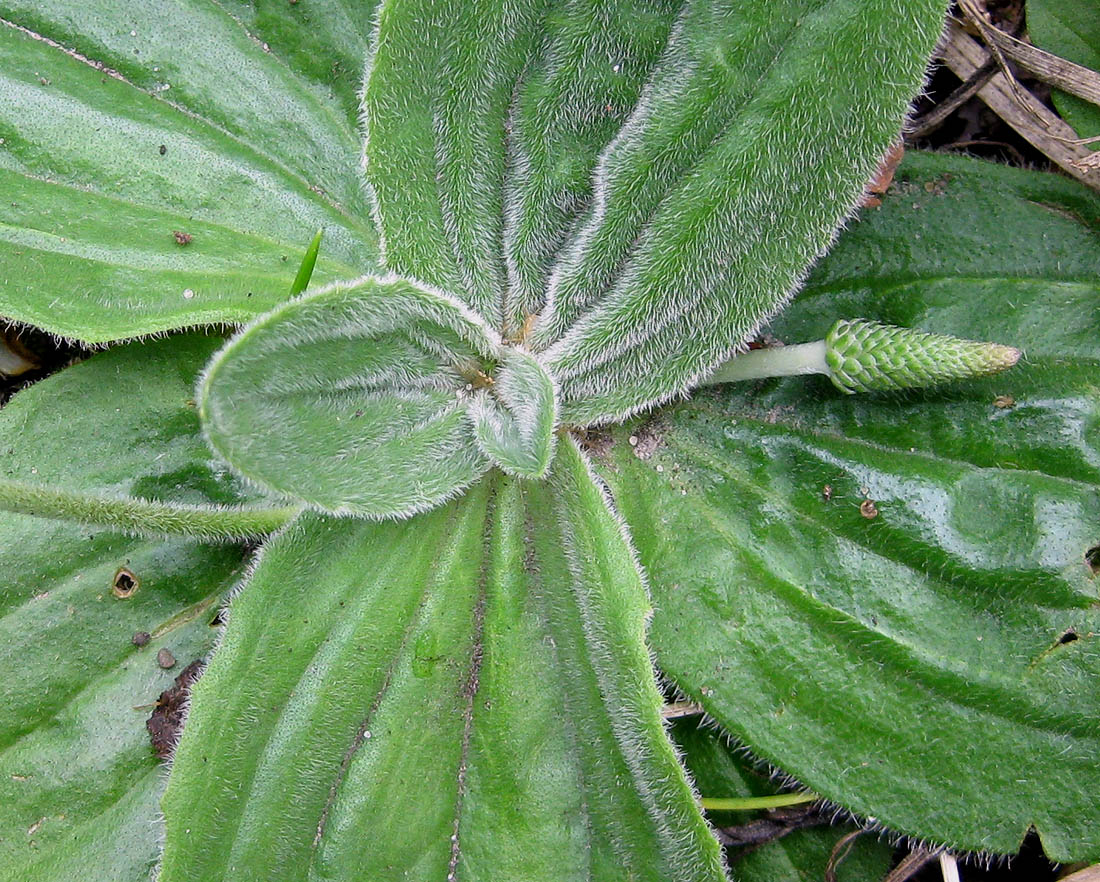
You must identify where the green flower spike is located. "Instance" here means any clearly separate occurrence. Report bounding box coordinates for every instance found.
[705,318,1021,393]
[825,318,1021,393]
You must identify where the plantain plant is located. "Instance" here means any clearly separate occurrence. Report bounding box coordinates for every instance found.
[1,2,1099,880]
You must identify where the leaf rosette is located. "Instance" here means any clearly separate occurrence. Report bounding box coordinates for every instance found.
[5,1,1096,881]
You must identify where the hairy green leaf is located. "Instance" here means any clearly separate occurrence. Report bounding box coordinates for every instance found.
[595,152,1100,860]
[0,335,258,881]
[1028,0,1100,144]
[0,6,377,341]
[362,0,948,423]
[161,438,725,882]
[215,0,380,127]
[468,347,558,478]
[200,275,503,518]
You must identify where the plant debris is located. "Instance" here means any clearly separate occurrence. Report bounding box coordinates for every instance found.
[146,660,203,759]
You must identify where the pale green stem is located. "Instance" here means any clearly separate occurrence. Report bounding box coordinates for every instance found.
[0,478,299,542]
[703,319,1020,394]
[700,791,818,811]
[702,341,828,385]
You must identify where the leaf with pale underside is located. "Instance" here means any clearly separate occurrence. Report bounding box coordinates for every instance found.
[361,0,949,424]
[0,3,378,342]
[0,335,261,882]
[160,438,726,882]
[594,152,1100,860]
[200,275,502,519]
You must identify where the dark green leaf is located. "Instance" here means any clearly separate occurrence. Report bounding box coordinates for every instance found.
[1028,0,1100,143]
[0,336,258,881]
[595,152,1100,860]
[160,439,726,882]
[216,0,379,127]
[672,721,894,882]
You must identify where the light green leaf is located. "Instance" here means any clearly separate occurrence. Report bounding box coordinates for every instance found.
[160,438,726,882]
[672,721,894,882]
[0,335,260,881]
[361,0,949,423]
[468,347,558,478]
[1028,0,1100,144]
[200,275,502,518]
[216,0,379,127]
[595,152,1100,860]
[0,5,378,342]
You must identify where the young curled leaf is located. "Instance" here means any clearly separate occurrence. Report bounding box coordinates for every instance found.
[467,348,558,478]
[200,275,503,519]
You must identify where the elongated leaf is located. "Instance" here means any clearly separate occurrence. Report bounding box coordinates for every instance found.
[161,438,726,882]
[362,0,948,424]
[201,276,502,518]
[0,7,377,341]
[595,152,1100,860]
[672,721,894,882]
[0,335,260,881]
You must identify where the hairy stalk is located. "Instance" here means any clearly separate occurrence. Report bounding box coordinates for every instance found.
[700,792,818,811]
[0,478,299,541]
[704,341,828,385]
[704,319,1020,393]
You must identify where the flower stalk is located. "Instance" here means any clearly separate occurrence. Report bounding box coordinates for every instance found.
[704,319,1020,393]
[0,478,299,541]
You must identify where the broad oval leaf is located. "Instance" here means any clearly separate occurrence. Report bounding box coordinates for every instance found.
[0,335,258,881]
[362,0,949,424]
[200,275,503,518]
[0,4,378,342]
[594,152,1100,860]
[160,438,726,882]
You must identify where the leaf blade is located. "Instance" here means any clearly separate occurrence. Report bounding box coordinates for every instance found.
[0,335,259,881]
[593,152,1100,860]
[199,275,502,518]
[160,439,726,882]
[541,0,949,423]
[0,9,377,341]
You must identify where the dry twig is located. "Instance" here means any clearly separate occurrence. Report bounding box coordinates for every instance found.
[938,22,1100,190]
